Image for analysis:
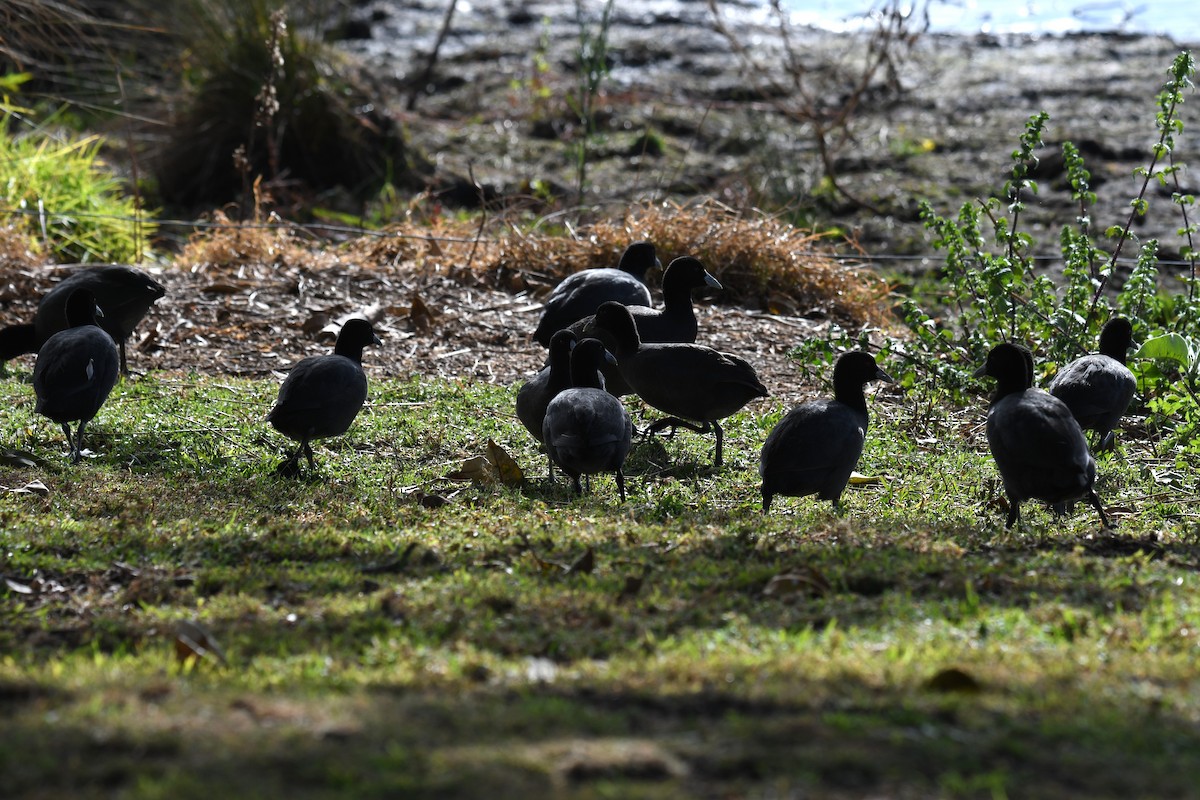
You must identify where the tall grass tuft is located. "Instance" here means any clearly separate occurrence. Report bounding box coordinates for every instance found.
[147,0,422,211]
[0,110,154,263]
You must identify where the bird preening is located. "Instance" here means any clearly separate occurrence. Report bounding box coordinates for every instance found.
[1,265,165,377]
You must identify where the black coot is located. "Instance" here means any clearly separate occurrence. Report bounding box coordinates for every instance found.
[542,338,633,500]
[267,318,381,475]
[1048,317,1136,451]
[516,329,577,475]
[592,301,767,467]
[532,241,657,346]
[975,342,1110,529]
[32,288,120,463]
[569,256,722,395]
[1,265,166,375]
[760,351,893,512]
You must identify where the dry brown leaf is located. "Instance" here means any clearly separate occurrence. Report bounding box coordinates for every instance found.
[201,282,250,295]
[8,480,49,497]
[4,577,33,594]
[410,291,436,331]
[445,455,496,483]
[762,566,831,597]
[0,450,42,468]
[136,327,160,353]
[301,311,330,335]
[486,439,524,487]
[174,619,229,669]
[528,550,562,574]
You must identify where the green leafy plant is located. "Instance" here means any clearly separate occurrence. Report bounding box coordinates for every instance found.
[906,51,1199,450]
[0,106,155,263]
[567,0,615,199]
[508,17,554,122]
[797,50,1200,453]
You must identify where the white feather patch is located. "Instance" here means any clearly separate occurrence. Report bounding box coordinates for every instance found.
[86,358,94,381]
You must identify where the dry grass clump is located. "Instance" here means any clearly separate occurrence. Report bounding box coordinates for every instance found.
[607,202,889,327]
[171,203,891,330]
[486,202,892,329]
[174,211,341,275]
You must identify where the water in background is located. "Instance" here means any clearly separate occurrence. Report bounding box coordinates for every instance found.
[782,0,1200,41]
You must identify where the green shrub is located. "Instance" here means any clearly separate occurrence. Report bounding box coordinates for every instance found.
[0,102,154,263]
[794,50,1200,454]
[150,0,421,211]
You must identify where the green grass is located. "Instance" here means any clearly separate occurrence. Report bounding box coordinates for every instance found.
[1,368,1198,799]
[0,114,154,263]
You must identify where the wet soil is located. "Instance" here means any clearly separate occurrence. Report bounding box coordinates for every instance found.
[341,1,1199,267]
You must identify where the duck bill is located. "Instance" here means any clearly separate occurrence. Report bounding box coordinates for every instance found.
[971,363,988,378]
[876,367,896,383]
[704,271,723,290]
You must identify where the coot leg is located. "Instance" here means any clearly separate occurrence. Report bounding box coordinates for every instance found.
[1005,496,1020,529]
[1088,491,1112,529]
[713,420,724,468]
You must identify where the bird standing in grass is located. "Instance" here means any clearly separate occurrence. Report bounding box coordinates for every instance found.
[1048,317,1137,452]
[975,341,1110,529]
[590,301,767,467]
[1,265,166,376]
[516,328,577,476]
[32,288,120,463]
[267,318,381,476]
[759,351,893,513]
[542,338,633,501]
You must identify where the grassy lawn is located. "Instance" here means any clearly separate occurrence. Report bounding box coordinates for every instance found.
[2,367,1198,799]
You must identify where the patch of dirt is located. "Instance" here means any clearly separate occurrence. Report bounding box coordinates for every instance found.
[341,2,1199,267]
[0,256,831,405]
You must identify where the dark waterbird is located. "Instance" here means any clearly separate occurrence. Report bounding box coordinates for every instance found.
[0,265,166,376]
[32,288,120,463]
[975,342,1110,529]
[591,301,767,467]
[532,241,658,347]
[1048,317,1136,452]
[568,255,722,395]
[515,328,577,476]
[542,337,633,500]
[267,318,381,476]
[759,351,893,513]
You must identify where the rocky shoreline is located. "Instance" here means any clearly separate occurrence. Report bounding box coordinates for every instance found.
[334,1,1198,272]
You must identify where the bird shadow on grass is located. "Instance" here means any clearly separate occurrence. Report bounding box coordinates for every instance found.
[622,434,722,481]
